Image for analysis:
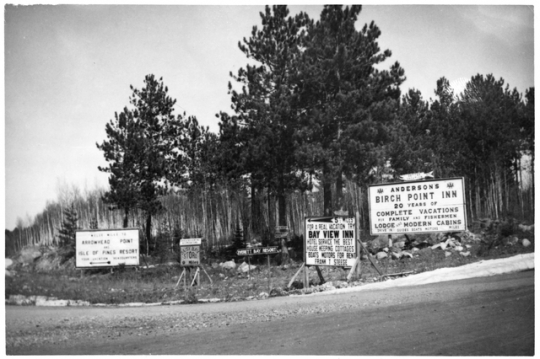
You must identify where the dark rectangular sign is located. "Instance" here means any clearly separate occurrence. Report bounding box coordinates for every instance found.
[237,246,281,256]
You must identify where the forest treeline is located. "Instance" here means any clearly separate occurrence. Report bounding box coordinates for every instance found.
[6,5,534,257]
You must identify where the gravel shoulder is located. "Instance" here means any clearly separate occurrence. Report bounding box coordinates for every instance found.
[6,269,534,355]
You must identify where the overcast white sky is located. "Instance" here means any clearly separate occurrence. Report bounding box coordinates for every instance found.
[3,3,535,230]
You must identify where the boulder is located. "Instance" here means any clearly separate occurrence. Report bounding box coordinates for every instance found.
[518,224,534,232]
[220,260,236,270]
[237,262,257,273]
[19,247,42,264]
[333,281,348,289]
[522,239,531,247]
[5,258,13,269]
[431,242,447,250]
[269,287,289,297]
[35,252,61,272]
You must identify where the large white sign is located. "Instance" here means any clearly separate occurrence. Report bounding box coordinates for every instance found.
[368,177,467,235]
[76,229,139,268]
[305,217,356,267]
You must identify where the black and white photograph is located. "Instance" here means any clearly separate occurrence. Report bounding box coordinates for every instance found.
[4,2,535,355]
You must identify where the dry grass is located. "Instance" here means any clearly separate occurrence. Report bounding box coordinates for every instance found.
[5,230,534,305]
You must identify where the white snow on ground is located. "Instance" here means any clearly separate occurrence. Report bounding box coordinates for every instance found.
[315,253,535,296]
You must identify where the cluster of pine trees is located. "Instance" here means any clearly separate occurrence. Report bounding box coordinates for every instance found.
[6,5,534,258]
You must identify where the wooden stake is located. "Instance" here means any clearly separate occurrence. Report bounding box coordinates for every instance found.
[346,256,361,282]
[190,267,200,286]
[175,268,186,288]
[315,265,325,284]
[357,239,384,276]
[303,264,309,288]
[267,254,271,293]
[287,262,305,288]
[200,265,213,285]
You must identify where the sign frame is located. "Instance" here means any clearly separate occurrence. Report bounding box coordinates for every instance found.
[367,177,467,236]
[304,216,357,268]
[75,228,140,269]
[179,238,202,267]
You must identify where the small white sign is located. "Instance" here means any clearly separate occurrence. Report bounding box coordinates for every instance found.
[399,171,434,181]
[76,229,139,268]
[180,238,202,246]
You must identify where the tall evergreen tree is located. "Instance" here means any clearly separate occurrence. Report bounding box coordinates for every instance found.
[57,204,78,263]
[224,5,311,239]
[97,108,142,228]
[98,75,186,249]
[297,5,405,214]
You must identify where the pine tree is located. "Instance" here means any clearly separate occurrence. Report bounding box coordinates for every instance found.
[224,5,311,241]
[57,204,78,263]
[297,5,405,213]
[98,75,187,251]
[96,108,141,228]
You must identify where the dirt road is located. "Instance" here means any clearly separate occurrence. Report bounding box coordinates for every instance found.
[6,270,534,355]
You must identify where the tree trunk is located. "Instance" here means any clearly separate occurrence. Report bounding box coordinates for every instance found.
[266,190,275,246]
[323,163,333,216]
[336,170,344,212]
[146,212,152,254]
[123,208,129,228]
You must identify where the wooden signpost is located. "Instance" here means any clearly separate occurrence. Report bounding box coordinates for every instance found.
[236,246,281,293]
[176,238,212,290]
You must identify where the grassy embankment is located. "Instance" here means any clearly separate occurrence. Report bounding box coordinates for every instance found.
[5,230,534,305]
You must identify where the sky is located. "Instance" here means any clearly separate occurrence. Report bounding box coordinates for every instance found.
[3,4,535,231]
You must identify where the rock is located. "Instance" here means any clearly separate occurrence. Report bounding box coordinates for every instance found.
[259,292,269,298]
[431,242,447,250]
[375,252,388,260]
[522,239,531,247]
[382,247,389,253]
[237,262,257,273]
[445,251,452,257]
[391,252,402,259]
[220,260,236,270]
[454,246,464,252]
[19,246,42,264]
[460,251,471,257]
[35,253,61,272]
[5,258,13,269]
[269,287,289,297]
[412,247,420,252]
[333,281,348,289]
[401,251,413,258]
[518,224,534,232]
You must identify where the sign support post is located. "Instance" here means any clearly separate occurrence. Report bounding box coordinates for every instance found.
[315,265,325,284]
